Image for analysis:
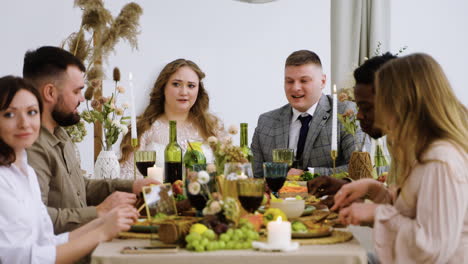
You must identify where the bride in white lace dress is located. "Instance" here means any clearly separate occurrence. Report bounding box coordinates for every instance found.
[119,59,225,179]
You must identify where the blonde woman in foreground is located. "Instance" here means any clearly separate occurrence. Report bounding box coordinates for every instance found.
[332,53,468,263]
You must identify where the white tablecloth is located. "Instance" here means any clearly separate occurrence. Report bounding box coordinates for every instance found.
[91,238,367,264]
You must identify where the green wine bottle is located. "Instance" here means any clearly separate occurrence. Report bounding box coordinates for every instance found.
[240,123,253,162]
[164,121,182,184]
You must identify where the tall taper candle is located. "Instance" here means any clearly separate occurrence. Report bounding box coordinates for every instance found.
[129,72,137,140]
[331,84,338,152]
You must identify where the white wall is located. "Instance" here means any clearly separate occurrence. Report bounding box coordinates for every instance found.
[1,0,466,174]
[390,0,468,105]
[0,0,331,173]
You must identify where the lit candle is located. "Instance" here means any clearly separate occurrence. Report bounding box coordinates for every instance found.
[129,72,137,140]
[267,216,291,249]
[147,166,164,183]
[331,84,338,152]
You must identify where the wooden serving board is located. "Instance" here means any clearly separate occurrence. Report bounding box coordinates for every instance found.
[292,230,353,245]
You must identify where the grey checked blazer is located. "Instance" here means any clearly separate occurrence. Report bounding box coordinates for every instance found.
[251,94,366,177]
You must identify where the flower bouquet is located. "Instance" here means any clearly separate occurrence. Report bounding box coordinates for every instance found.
[80,68,130,151]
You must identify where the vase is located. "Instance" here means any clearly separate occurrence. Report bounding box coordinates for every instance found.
[94,150,120,179]
[348,151,373,180]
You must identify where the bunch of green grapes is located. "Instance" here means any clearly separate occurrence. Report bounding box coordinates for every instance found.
[185,219,260,252]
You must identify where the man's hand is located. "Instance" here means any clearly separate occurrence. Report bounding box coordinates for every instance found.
[132,177,161,194]
[338,203,378,226]
[96,191,137,217]
[307,176,348,197]
[288,168,303,176]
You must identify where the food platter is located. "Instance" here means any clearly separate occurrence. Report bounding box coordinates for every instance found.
[291,225,333,238]
[257,204,315,217]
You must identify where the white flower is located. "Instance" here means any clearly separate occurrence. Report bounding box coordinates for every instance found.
[122,102,130,109]
[208,200,222,214]
[207,136,218,145]
[227,124,238,135]
[107,113,113,120]
[188,182,201,195]
[222,137,233,145]
[206,163,216,174]
[120,125,128,135]
[112,120,120,127]
[117,86,126,94]
[197,171,210,184]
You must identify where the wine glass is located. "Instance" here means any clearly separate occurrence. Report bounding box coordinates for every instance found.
[272,148,294,169]
[237,179,265,214]
[223,162,254,180]
[186,164,209,216]
[135,151,156,177]
[263,162,288,198]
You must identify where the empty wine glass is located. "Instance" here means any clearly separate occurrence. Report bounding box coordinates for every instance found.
[263,162,288,198]
[223,162,254,180]
[135,151,156,177]
[272,148,294,169]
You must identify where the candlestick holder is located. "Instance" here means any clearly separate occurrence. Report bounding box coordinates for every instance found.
[330,150,337,177]
[132,138,139,180]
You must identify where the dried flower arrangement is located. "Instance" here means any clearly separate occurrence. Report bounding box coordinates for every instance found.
[62,0,143,147]
[80,68,130,150]
[207,124,249,176]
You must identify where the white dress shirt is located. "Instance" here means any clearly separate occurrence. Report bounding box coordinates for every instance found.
[288,103,318,154]
[0,151,69,264]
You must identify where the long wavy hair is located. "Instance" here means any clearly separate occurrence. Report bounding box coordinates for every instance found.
[119,59,220,163]
[374,53,468,187]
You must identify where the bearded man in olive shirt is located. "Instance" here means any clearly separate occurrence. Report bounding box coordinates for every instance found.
[23,46,159,234]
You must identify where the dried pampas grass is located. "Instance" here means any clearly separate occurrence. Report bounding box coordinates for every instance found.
[98,2,143,57]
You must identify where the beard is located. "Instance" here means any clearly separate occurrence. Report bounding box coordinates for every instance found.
[52,96,80,127]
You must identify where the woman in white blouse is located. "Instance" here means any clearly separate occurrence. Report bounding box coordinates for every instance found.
[0,76,138,264]
[332,53,468,263]
[119,59,225,179]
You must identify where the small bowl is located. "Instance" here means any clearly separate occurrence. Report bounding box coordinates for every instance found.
[270,199,305,219]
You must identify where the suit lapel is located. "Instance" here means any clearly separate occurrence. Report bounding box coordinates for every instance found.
[275,105,292,149]
[301,95,331,166]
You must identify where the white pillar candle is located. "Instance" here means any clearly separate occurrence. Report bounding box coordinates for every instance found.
[129,72,137,140]
[148,166,164,183]
[267,216,291,249]
[331,84,338,152]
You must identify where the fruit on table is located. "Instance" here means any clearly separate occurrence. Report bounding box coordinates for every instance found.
[291,221,307,232]
[262,208,287,225]
[190,223,208,235]
[185,219,260,252]
[172,180,184,195]
[240,214,263,231]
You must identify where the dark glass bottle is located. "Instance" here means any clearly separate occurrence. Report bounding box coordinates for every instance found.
[164,121,182,184]
[240,123,254,162]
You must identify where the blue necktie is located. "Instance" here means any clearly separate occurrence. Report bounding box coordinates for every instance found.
[296,114,312,161]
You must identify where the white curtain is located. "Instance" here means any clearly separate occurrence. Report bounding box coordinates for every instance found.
[330,0,390,91]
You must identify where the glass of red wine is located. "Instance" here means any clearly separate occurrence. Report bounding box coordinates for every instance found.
[237,179,265,214]
[135,151,156,177]
[186,164,209,216]
[263,162,288,198]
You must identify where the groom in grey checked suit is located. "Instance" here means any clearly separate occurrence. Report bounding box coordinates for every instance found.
[251,50,366,177]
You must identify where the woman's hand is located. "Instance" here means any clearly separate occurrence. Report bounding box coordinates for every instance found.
[338,203,378,226]
[98,205,139,241]
[331,179,376,211]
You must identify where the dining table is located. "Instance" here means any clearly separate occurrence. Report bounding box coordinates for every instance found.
[90,234,367,264]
